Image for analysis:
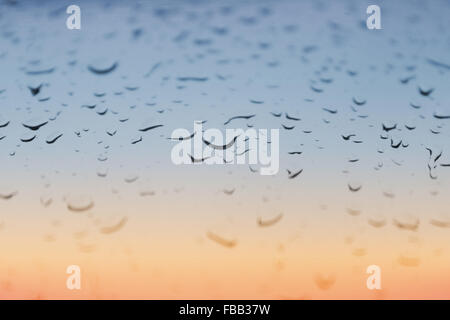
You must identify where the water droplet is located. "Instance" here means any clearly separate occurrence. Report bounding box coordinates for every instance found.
[97,154,108,162]
[0,116,9,128]
[0,189,18,200]
[124,174,138,183]
[46,131,63,144]
[66,195,94,212]
[97,166,108,178]
[20,132,36,142]
[40,194,53,207]
[99,217,128,234]
[314,273,336,290]
[23,117,48,131]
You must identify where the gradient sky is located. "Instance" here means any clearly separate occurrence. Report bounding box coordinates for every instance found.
[0,0,450,299]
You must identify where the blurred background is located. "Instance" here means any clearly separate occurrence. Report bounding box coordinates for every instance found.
[0,0,449,299]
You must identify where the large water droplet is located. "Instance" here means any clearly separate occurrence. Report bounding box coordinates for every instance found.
[23,117,48,131]
[20,132,37,142]
[66,195,94,212]
[46,132,63,144]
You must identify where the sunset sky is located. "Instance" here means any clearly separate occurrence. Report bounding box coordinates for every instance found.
[0,0,449,299]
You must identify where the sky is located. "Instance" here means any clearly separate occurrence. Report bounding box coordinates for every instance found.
[0,0,450,299]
